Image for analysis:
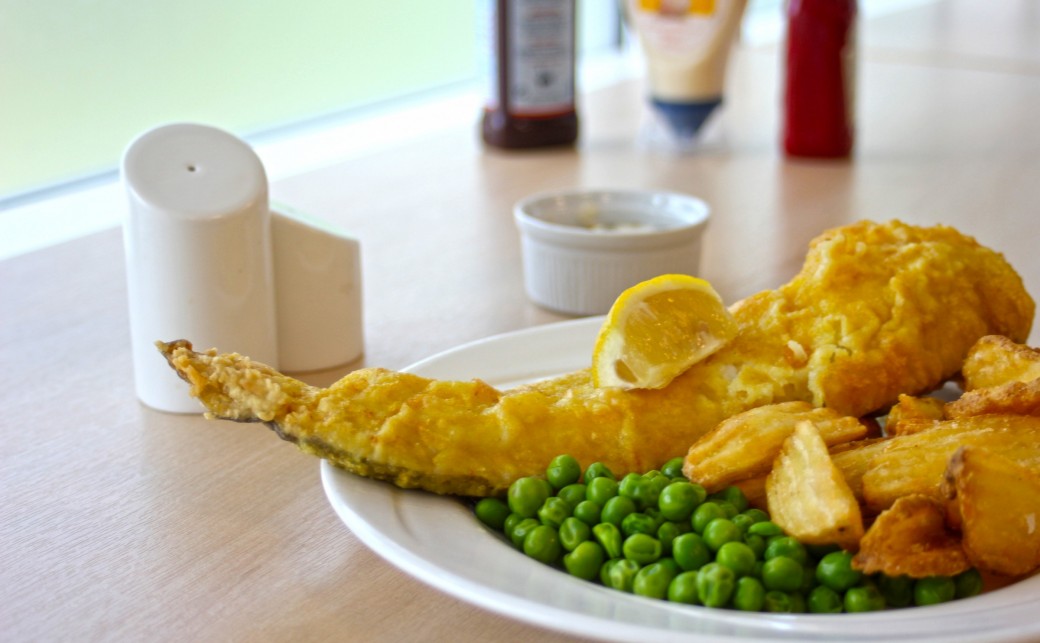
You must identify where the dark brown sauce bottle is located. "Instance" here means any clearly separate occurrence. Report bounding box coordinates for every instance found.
[482,0,579,149]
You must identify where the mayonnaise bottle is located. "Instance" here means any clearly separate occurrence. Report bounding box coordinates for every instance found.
[626,0,747,149]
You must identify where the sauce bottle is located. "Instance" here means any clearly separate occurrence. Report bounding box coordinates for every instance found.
[783,0,857,158]
[482,0,579,149]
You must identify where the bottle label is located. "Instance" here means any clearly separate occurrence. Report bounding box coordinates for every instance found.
[628,0,724,60]
[505,0,575,117]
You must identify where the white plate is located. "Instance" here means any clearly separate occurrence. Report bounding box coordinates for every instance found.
[322,317,1040,642]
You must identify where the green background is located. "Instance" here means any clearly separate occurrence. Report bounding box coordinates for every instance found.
[0,1,479,198]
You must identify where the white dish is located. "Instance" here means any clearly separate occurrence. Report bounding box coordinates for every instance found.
[514,189,709,316]
[322,317,1040,642]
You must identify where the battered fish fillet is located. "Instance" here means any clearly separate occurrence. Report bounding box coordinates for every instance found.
[158,220,1034,496]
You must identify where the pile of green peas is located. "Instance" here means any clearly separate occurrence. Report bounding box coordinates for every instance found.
[473,454,983,613]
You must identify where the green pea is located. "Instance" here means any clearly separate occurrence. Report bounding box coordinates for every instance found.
[646,474,670,505]
[747,521,784,538]
[702,518,742,552]
[644,507,665,531]
[764,590,804,613]
[656,556,681,577]
[593,522,624,559]
[732,576,766,611]
[633,561,678,600]
[507,477,551,518]
[618,473,642,497]
[714,501,739,519]
[509,517,540,549]
[523,525,562,565]
[563,541,605,581]
[558,516,591,552]
[661,457,685,479]
[474,497,511,531]
[764,536,809,565]
[762,556,804,592]
[878,574,914,608]
[573,500,602,526]
[696,562,736,608]
[619,474,657,510]
[557,483,587,508]
[667,571,701,604]
[606,559,641,592]
[586,476,619,506]
[599,558,619,586]
[743,533,767,559]
[716,541,757,577]
[621,512,658,538]
[657,521,685,555]
[751,560,765,580]
[583,462,615,482]
[741,508,770,524]
[807,585,843,613]
[730,512,755,535]
[503,513,524,539]
[914,576,955,606]
[601,495,637,527]
[546,454,582,490]
[709,486,749,513]
[658,481,706,522]
[815,550,862,592]
[845,582,886,612]
[623,533,662,565]
[691,501,726,533]
[672,532,712,571]
[537,496,571,528]
[954,568,983,599]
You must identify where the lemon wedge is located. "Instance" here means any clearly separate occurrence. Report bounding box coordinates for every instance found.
[591,274,738,390]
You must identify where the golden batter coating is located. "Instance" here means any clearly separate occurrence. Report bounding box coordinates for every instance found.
[159,220,1034,496]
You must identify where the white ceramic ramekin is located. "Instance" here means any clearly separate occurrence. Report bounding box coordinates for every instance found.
[514,189,710,315]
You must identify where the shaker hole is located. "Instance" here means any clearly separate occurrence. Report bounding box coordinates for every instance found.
[186,164,198,172]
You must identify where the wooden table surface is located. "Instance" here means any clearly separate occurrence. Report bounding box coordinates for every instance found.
[4,1,1039,641]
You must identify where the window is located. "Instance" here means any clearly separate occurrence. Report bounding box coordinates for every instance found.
[0,2,623,257]
[0,1,622,204]
[2,3,468,201]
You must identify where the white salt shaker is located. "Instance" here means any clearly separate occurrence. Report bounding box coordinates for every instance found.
[271,204,363,372]
[122,123,278,413]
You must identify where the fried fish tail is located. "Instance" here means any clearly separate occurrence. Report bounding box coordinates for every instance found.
[157,340,317,423]
[158,339,652,495]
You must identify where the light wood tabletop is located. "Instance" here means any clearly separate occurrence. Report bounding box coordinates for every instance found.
[4,1,1039,641]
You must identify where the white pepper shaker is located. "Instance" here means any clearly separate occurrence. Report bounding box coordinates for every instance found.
[122,122,278,413]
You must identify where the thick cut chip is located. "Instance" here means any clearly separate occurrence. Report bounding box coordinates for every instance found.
[885,394,946,436]
[943,446,1040,577]
[948,336,1040,418]
[861,415,1040,512]
[683,402,869,491]
[944,379,1040,419]
[961,335,1040,391]
[591,274,738,390]
[765,421,864,550]
[852,494,970,578]
[828,437,890,504]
